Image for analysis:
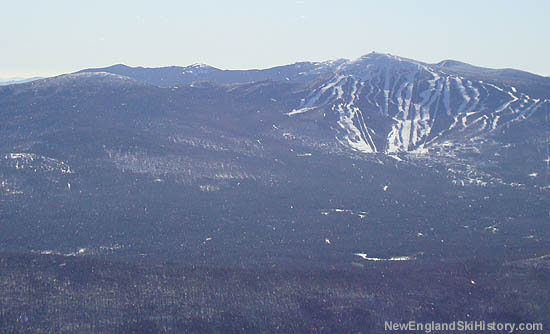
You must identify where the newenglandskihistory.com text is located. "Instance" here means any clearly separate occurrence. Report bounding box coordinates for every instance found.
[385,320,543,333]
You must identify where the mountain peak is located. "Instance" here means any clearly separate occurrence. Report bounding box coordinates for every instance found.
[344,52,429,71]
[353,52,421,63]
[188,63,214,69]
[182,63,220,74]
[106,63,133,70]
[26,72,143,90]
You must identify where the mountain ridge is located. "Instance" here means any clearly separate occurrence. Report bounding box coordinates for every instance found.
[77,52,550,92]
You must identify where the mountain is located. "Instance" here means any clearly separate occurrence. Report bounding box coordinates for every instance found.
[0,53,548,268]
[79,54,550,155]
[1,52,549,332]
[299,54,549,159]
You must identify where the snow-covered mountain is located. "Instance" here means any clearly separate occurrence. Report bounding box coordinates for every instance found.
[78,53,550,157]
[288,53,549,153]
[0,53,548,268]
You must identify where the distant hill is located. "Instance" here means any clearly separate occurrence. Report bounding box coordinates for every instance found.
[0,77,42,86]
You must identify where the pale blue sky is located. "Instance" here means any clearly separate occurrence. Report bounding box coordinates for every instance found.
[1,0,549,77]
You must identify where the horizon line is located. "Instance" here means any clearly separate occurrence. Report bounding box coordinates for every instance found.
[4,52,550,79]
